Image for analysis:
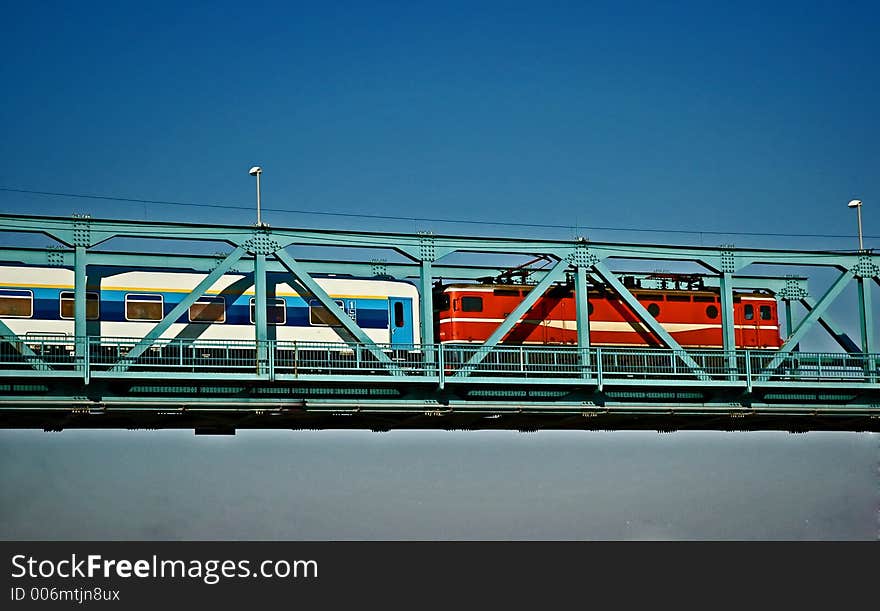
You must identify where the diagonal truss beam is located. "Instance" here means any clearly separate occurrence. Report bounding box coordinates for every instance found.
[112,245,249,372]
[591,260,710,381]
[0,320,52,371]
[799,298,861,354]
[273,249,402,374]
[757,270,854,380]
[454,258,570,377]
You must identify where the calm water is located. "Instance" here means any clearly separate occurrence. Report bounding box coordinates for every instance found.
[0,427,876,540]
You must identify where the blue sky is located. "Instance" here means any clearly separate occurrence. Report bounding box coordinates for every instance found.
[1,1,878,247]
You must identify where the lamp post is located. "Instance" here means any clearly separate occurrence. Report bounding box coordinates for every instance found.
[847,199,863,250]
[249,166,264,226]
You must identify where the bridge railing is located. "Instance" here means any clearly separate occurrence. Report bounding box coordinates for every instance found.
[0,334,876,385]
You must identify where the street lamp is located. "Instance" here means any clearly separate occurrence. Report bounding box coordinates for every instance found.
[249,166,264,226]
[848,199,863,250]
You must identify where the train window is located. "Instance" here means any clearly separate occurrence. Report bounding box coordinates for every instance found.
[125,294,163,321]
[588,302,594,316]
[647,303,661,317]
[694,295,715,303]
[250,298,287,325]
[0,289,33,318]
[760,305,772,320]
[189,296,226,323]
[59,291,99,320]
[461,296,483,312]
[493,289,520,297]
[394,301,405,328]
[666,294,691,302]
[706,305,718,319]
[307,299,343,326]
[436,294,451,311]
[635,293,663,302]
[744,304,754,320]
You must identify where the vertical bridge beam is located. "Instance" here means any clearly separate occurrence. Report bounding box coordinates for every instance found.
[254,252,269,376]
[574,264,591,377]
[856,278,876,379]
[718,272,737,381]
[591,260,710,381]
[74,245,87,373]
[455,258,571,377]
[419,260,435,366]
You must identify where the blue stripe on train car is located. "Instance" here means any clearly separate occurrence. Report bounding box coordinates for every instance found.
[5,286,397,330]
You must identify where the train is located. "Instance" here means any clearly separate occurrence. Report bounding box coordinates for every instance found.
[0,265,783,349]
[437,282,783,348]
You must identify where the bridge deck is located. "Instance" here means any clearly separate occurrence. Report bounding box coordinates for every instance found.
[0,336,877,433]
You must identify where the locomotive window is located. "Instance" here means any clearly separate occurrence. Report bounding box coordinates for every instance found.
[461,296,483,312]
[308,299,343,326]
[249,298,287,325]
[760,305,772,320]
[493,289,520,297]
[635,293,663,302]
[125,294,163,321]
[0,289,33,318]
[744,304,754,320]
[588,302,594,316]
[59,291,99,320]
[437,294,451,311]
[706,305,719,319]
[666,294,691,302]
[647,303,661,317]
[694,295,716,303]
[394,301,405,327]
[189,296,226,323]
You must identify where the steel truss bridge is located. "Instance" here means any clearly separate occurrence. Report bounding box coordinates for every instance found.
[0,213,877,434]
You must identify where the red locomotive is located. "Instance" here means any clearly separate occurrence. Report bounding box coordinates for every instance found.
[435,279,783,349]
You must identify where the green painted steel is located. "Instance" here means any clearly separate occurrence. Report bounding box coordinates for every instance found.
[253,252,269,376]
[419,260,435,365]
[0,336,877,390]
[575,264,591,376]
[856,279,876,379]
[74,246,87,370]
[718,272,737,381]
[0,213,877,427]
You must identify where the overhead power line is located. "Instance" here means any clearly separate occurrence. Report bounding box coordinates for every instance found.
[0,186,875,241]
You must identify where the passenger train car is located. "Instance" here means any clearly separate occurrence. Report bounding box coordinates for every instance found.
[436,283,783,349]
[0,266,420,347]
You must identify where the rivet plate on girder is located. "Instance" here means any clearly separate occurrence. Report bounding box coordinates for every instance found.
[567,243,598,267]
[778,278,809,301]
[245,231,281,255]
[851,256,879,279]
[720,250,736,273]
[418,233,436,262]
